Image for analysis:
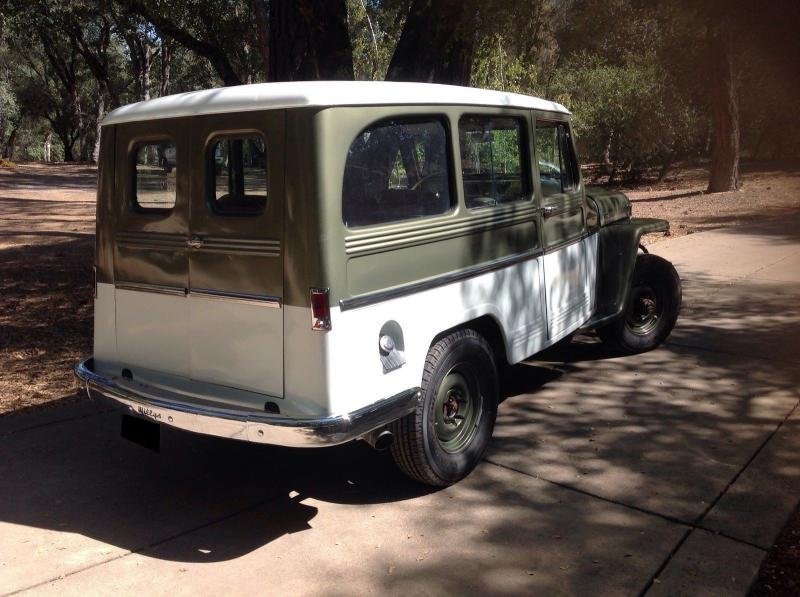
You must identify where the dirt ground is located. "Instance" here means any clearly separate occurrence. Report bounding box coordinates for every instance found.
[0,164,96,414]
[623,161,800,245]
[1,160,799,415]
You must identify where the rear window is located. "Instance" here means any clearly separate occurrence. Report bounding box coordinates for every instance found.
[342,118,453,228]
[133,141,177,211]
[207,134,268,215]
[459,116,529,208]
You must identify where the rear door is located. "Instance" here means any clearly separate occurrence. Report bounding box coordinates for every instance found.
[534,117,591,341]
[113,122,191,377]
[186,111,286,397]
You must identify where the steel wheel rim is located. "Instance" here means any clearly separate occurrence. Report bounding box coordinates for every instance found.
[433,364,483,454]
[626,284,662,335]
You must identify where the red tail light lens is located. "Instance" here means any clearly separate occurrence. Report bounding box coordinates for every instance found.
[310,287,331,331]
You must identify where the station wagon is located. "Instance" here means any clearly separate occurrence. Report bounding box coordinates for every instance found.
[76,81,681,486]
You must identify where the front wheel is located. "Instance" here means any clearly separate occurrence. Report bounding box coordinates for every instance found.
[390,329,498,487]
[598,254,681,354]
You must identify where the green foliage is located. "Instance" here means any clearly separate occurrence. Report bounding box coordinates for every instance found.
[347,0,406,80]
[549,51,703,175]
[0,0,797,170]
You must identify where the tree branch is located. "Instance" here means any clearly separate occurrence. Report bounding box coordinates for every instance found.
[119,0,243,86]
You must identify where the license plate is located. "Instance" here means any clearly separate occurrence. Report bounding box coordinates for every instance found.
[121,414,161,452]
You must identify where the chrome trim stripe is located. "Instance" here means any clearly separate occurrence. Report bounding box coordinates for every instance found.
[75,358,421,448]
[189,288,282,308]
[115,282,186,296]
[344,203,539,256]
[116,231,186,251]
[194,237,281,257]
[115,233,280,256]
[340,248,541,311]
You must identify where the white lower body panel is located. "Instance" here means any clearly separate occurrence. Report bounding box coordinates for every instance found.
[100,284,284,405]
[114,288,190,377]
[188,295,283,397]
[543,234,598,341]
[96,233,599,420]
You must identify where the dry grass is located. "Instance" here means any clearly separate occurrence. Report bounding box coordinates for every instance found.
[1,161,799,415]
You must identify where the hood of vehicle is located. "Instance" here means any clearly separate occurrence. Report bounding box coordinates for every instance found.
[585,186,632,226]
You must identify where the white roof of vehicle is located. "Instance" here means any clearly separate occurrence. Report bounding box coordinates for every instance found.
[103,81,569,126]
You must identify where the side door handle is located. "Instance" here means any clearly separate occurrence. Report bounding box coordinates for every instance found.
[186,235,204,249]
[541,205,560,218]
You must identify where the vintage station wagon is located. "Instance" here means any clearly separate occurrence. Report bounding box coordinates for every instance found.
[76,81,681,486]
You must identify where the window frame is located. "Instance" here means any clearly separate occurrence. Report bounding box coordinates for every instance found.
[534,119,581,198]
[457,113,533,210]
[341,114,457,230]
[204,130,269,218]
[130,137,178,215]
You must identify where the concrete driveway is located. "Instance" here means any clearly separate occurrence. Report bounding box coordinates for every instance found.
[2,214,799,596]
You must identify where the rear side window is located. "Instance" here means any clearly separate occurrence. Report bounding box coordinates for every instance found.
[208,135,267,215]
[459,116,529,208]
[343,118,452,228]
[535,121,580,198]
[133,141,177,211]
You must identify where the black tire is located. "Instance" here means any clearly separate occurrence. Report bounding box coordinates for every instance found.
[390,329,498,487]
[598,254,681,354]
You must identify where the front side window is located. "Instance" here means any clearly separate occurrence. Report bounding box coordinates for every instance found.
[459,116,528,208]
[535,121,580,198]
[133,141,177,211]
[343,118,452,228]
[208,135,267,215]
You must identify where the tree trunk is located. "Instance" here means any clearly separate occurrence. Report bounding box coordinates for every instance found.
[603,130,614,168]
[160,40,172,96]
[657,153,674,183]
[59,131,75,162]
[386,0,476,85]
[3,126,18,160]
[44,132,52,163]
[251,0,270,81]
[121,0,244,86]
[706,27,740,193]
[142,44,154,102]
[93,94,105,164]
[607,163,617,186]
[269,0,354,81]
[73,89,88,162]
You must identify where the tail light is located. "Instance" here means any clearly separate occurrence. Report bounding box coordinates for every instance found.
[310,287,331,331]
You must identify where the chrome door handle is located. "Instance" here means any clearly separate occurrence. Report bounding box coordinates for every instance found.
[541,205,560,218]
[186,236,204,249]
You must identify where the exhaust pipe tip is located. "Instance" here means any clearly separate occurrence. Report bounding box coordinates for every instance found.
[374,429,394,451]
[364,429,394,452]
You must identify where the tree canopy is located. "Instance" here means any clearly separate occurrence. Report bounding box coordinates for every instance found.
[0,0,798,190]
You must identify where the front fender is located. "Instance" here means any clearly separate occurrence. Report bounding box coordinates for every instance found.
[587,217,669,328]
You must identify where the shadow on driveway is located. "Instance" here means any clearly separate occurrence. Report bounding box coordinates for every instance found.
[0,226,798,595]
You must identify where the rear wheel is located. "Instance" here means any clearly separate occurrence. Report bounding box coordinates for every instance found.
[598,254,681,353]
[390,329,498,487]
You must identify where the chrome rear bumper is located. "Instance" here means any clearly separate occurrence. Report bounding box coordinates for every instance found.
[75,358,421,448]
